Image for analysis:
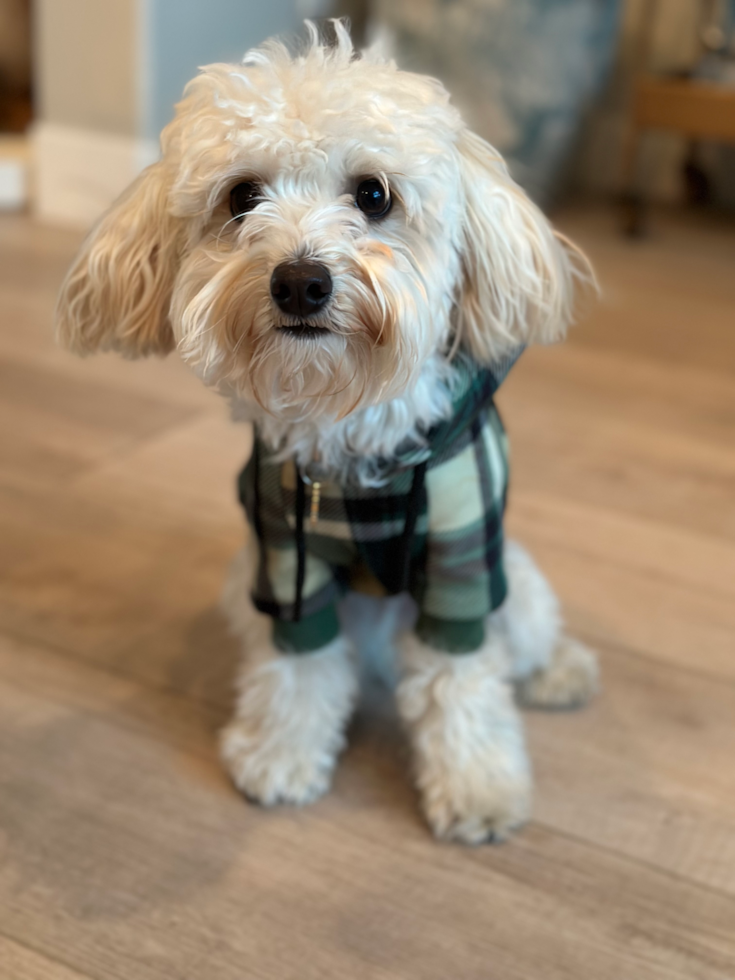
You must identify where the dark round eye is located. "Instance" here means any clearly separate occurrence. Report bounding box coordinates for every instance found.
[355,178,391,218]
[230,181,261,219]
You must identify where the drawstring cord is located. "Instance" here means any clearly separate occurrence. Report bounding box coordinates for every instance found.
[399,460,427,593]
[291,459,427,622]
[294,469,307,622]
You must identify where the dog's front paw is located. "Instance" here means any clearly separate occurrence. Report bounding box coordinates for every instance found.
[418,749,531,845]
[397,637,532,844]
[220,638,358,807]
[220,720,334,805]
[516,636,599,710]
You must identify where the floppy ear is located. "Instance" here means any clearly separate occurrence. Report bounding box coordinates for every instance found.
[456,129,585,363]
[55,162,185,357]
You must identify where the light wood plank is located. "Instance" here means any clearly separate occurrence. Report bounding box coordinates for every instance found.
[1,635,735,980]
[0,353,204,491]
[5,622,735,900]
[500,343,735,460]
[504,397,735,544]
[557,206,735,375]
[0,408,247,681]
[529,643,735,895]
[513,489,735,603]
[0,936,94,980]
[69,411,252,527]
[507,490,735,680]
[0,478,238,666]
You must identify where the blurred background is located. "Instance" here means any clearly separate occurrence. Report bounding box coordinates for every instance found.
[1,5,735,978]
[1,0,735,222]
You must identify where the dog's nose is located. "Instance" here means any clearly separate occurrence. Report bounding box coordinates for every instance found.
[270,261,333,317]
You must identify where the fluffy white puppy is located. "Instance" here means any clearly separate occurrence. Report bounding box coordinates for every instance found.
[56,21,598,843]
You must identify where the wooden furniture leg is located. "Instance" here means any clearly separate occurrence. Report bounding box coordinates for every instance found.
[620,120,646,237]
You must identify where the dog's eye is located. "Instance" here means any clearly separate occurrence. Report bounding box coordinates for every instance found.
[355,178,391,219]
[230,181,260,219]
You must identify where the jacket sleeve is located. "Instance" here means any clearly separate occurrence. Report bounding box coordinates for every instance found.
[415,409,509,653]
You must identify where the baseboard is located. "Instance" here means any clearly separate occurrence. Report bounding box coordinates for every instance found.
[0,136,30,210]
[32,122,159,229]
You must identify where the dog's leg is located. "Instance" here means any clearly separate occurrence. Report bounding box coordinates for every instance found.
[396,630,531,844]
[396,542,599,843]
[219,544,359,805]
[494,540,599,709]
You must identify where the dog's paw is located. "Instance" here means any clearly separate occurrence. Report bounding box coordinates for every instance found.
[220,720,334,805]
[397,636,532,844]
[419,756,531,845]
[516,636,599,710]
[220,637,359,807]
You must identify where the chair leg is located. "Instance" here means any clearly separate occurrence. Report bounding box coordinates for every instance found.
[620,122,646,238]
[683,140,711,206]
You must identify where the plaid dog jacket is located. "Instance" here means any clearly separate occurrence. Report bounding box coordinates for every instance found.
[239,350,521,654]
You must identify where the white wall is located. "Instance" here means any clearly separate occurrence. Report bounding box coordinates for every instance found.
[33,0,321,226]
[36,0,139,137]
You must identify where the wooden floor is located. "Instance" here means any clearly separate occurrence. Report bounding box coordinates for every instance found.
[1,205,735,980]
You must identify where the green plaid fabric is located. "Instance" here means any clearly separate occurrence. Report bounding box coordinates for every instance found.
[238,351,520,654]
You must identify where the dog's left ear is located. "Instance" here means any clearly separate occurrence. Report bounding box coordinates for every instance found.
[55,162,186,358]
[456,128,582,363]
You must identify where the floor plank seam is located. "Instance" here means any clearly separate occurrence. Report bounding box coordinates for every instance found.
[0,926,100,980]
[0,625,229,723]
[524,821,735,905]
[510,532,735,604]
[573,628,735,690]
[3,612,733,739]
[63,407,225,489]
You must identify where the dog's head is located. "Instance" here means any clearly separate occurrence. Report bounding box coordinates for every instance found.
[56,21,584,423]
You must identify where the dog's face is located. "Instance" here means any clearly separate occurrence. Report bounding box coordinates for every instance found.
[56,24,580,424]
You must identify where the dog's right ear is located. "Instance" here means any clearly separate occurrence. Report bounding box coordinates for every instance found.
[55,162,185,357]
[455,128,586,364]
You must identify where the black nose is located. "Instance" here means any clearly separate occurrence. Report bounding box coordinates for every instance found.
[270,260,333,317]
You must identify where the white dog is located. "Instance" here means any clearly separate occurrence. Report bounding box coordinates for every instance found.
[56,22,598,844]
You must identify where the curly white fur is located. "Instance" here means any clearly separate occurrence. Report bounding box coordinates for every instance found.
[55,21,587,476]
[394,627,597,844]
[490,541,599,707]
[220,637,358,805]
[397,633,531,844]
[220,544,359,805]
[395,542,598,843]
[55,21,597,842]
